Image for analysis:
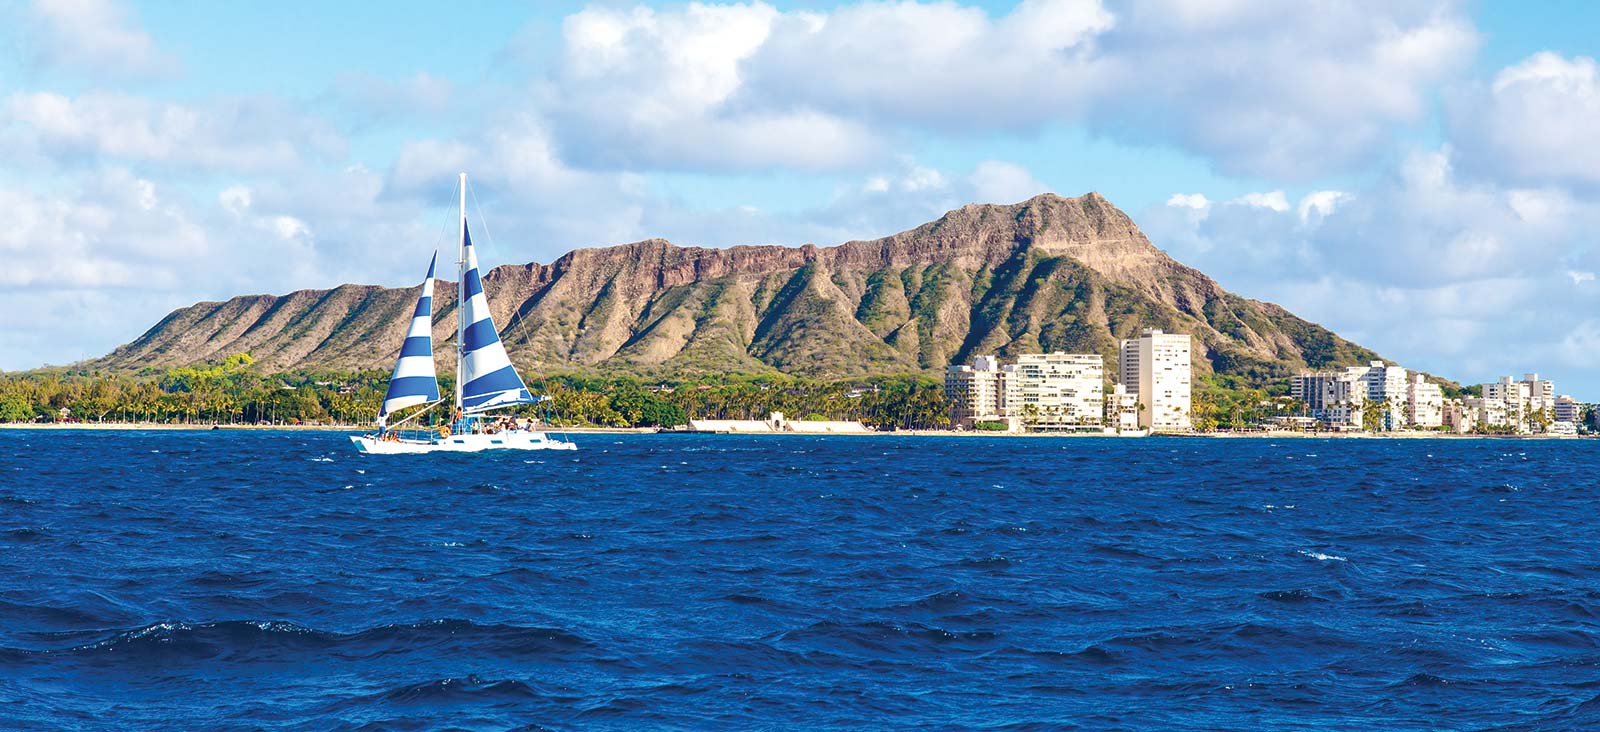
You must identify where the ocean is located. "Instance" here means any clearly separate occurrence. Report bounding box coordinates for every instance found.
[2,430,1598,730]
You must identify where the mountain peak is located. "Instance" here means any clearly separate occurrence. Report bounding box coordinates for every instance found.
[94,194,1378,382]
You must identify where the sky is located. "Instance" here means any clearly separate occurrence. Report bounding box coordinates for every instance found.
[3,0,1600,396]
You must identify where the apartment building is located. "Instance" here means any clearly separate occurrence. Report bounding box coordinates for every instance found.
[1406,374,1444,428]
[1289,370,1364,429]
[1118,329,1192,431]
[1107,384,1139,433]
[944,355,1008,427]
[1011,353,1106,430]
[1554,394,1583,426]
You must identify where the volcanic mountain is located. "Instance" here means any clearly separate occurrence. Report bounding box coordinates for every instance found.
[93,192,1378,383]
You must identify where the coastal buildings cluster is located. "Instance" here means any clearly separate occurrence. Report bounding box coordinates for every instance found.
[947,328,1588,436]
[945,329,1192,433]
[1290,365,1583,435]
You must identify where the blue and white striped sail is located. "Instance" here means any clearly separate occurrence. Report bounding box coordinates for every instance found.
[457,223,539,412]
[379,253,441,421]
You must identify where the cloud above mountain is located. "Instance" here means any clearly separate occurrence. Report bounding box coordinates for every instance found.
[5,0,1600,396]
[1141,148,1600,385]
[534,0,1475,179]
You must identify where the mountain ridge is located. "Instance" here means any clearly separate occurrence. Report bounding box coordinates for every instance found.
[93,192,1380,383]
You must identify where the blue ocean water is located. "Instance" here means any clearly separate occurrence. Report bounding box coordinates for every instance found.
[2,430,1599,730]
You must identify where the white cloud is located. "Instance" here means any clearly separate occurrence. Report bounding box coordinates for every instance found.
[0,165,437,368]
[1166,193,1211,210]
[541,2,884,172]
[23,0,179,79]
[1448,53,1600,185]
[517,0,1474,178]
[743,0,1111,131]
[218,186,252,217]
[1506,188,1575,223]
[0,169,201,289]
[623,158,1058,251]
[1297,190,1351,222]
[1234,191,1290,212]
[3,91,347,173]
[1141,146,1600,393]
[217,184,316,250]
[968,161,1048,204]
[1090,0,1477,178]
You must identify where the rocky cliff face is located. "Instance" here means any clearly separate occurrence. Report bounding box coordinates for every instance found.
[94,193,1378,382]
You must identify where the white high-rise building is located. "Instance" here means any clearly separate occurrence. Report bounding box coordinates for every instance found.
[1291,362,1422,431]
[1347,361,1410,430]
[1523,373,1556,430]
[1012,353,1105,430]
[1482,376,1531,405]
[1353,362,1410,403]
[1119,329,1191,431]
[1481,376,1532,432]
[1406,374,1444,428]
[945,355,1007,427]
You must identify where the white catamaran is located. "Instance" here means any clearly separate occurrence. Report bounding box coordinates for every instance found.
[351,173,576,455]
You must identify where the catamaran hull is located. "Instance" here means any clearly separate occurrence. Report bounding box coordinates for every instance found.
[350,431,577,455]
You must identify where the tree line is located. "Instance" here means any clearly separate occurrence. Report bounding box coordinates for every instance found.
[0,356,953,430]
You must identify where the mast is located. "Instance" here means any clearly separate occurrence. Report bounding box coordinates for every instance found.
[455,172,466,412]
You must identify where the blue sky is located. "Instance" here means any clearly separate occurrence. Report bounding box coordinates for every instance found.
[5,0,1600,397]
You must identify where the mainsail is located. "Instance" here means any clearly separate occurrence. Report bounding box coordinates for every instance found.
[455,179,538,413]
[379,252,441,422]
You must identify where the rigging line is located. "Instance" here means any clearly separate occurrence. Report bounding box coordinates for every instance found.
[414,184,458,366]
[466,177,543,379]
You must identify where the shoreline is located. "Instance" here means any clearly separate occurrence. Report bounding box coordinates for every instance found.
[0,422,657,434]
[3,422,1587,439]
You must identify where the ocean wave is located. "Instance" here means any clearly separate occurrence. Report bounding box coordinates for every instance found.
[777,619,1001,656]
[379,675,546,704]
[3,618,590,663]
[1258,589,1325,603]
[944,555,1012,569]
[1393,672,1452,687]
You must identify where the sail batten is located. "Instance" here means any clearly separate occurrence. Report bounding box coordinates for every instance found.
[456,223,538,412]
[379,253,441,420]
